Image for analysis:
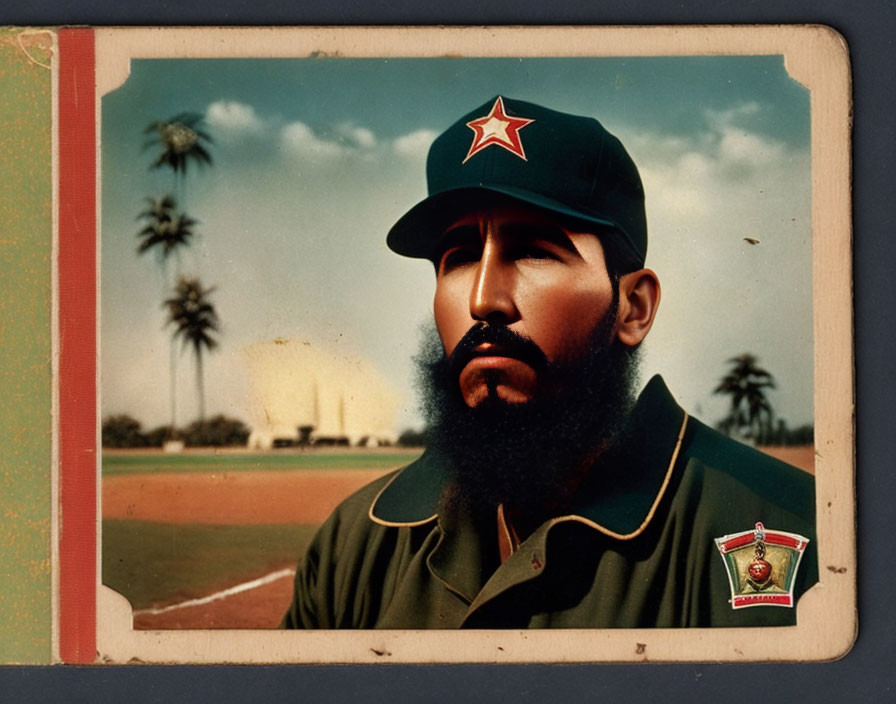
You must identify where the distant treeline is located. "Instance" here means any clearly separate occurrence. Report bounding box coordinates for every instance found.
[103,416,812,450]
[102,414,250,448]
[396,428,428,448]
[754,421,814,446]
[103,414,427,449]
[716,418,814,447]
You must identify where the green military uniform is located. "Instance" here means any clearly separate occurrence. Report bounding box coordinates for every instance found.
[282,376,817,629]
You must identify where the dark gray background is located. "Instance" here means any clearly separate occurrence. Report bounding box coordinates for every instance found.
[2,1,893,701]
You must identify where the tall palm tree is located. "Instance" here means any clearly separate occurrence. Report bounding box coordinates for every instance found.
[143,112,214,215]
[143,112,213,179]
[714,353,776,440]
[143,113,214,271]
[136,195,197,270]
[164,277,220,423]
[136,194,198,437]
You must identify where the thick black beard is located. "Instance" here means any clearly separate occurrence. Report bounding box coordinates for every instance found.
[415,300,640,521]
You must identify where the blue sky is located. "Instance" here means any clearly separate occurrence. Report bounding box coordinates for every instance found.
[101,55,812,434]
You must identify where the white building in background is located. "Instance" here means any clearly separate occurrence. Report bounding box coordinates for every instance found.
[244,338,400,450]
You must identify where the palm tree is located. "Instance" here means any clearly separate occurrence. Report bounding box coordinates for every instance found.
[143,114,213,272]
[136,195,197,270]
[143,112,213,214]
[164,277,220,423]
[136,195,198,436]
[713,353,776,440]
[143,112,213,179]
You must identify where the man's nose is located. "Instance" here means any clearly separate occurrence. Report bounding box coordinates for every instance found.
[469,238,518,326]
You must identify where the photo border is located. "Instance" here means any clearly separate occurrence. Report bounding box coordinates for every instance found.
[58,24,854,664]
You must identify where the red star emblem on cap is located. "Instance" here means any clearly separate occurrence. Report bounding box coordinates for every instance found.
[463,96,535,164]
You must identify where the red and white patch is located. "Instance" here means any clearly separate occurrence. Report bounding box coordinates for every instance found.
[463,96,535,164]
[714,522,809,609]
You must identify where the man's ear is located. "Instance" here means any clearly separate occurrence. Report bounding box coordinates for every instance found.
[615,269,661,347]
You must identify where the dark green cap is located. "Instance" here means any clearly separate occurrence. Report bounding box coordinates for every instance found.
[386,95,647,269]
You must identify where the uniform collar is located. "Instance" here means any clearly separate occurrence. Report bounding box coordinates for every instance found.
[369,375,688,540]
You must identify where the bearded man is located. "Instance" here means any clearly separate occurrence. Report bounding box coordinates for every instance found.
[282,96,817,629]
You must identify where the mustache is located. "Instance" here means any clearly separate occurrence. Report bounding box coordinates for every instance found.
[445,322,549,377]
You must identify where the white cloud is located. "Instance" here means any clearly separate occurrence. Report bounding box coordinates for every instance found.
[705,101,761,130]
[393,129,438,157]
[640,165,710,220]
[717,128,785,166]
[206,100,264,135]
[621,100,803,236]
[280,121,378,161]
[699,101,785,166]
[623,100,788,200]
[337,124,376,149]
[280,121,346,160]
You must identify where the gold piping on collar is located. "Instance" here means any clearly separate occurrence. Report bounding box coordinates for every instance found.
[368,469,438,527]
[546,411,689,541]
[369,411,689,534]
[497,503,522,563]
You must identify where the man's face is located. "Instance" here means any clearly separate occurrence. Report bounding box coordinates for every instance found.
[432,204,617,408]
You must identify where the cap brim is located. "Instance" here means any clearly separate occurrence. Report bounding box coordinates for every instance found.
[386,186,629,261]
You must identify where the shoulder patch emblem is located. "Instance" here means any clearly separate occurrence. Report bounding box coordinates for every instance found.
[715,522,809,609]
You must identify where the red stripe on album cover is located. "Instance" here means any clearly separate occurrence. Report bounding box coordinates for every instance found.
[58,27,97,665]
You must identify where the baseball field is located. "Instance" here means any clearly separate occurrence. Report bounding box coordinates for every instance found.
[101,445,813,630]
[101,448,421,629]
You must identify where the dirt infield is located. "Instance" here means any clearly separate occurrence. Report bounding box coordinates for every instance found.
[103,469,392,525]
[133,568,296,630]
[756,446,815,474]
[103,468,388,629]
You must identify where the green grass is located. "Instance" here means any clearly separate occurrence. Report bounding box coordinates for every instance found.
[102,520,319,610]
[102,450,422,476]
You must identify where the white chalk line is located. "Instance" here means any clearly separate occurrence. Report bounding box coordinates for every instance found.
[134,567,296,616]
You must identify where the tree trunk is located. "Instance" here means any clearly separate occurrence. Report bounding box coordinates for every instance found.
[162,259,178,439]
[196,347,205,423]
[169,337,178,438]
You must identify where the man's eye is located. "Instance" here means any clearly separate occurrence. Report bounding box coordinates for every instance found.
[440,247,480,271]
[514,244,555,260]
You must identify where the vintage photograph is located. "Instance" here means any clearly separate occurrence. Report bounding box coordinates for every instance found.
[91,26,853,663]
